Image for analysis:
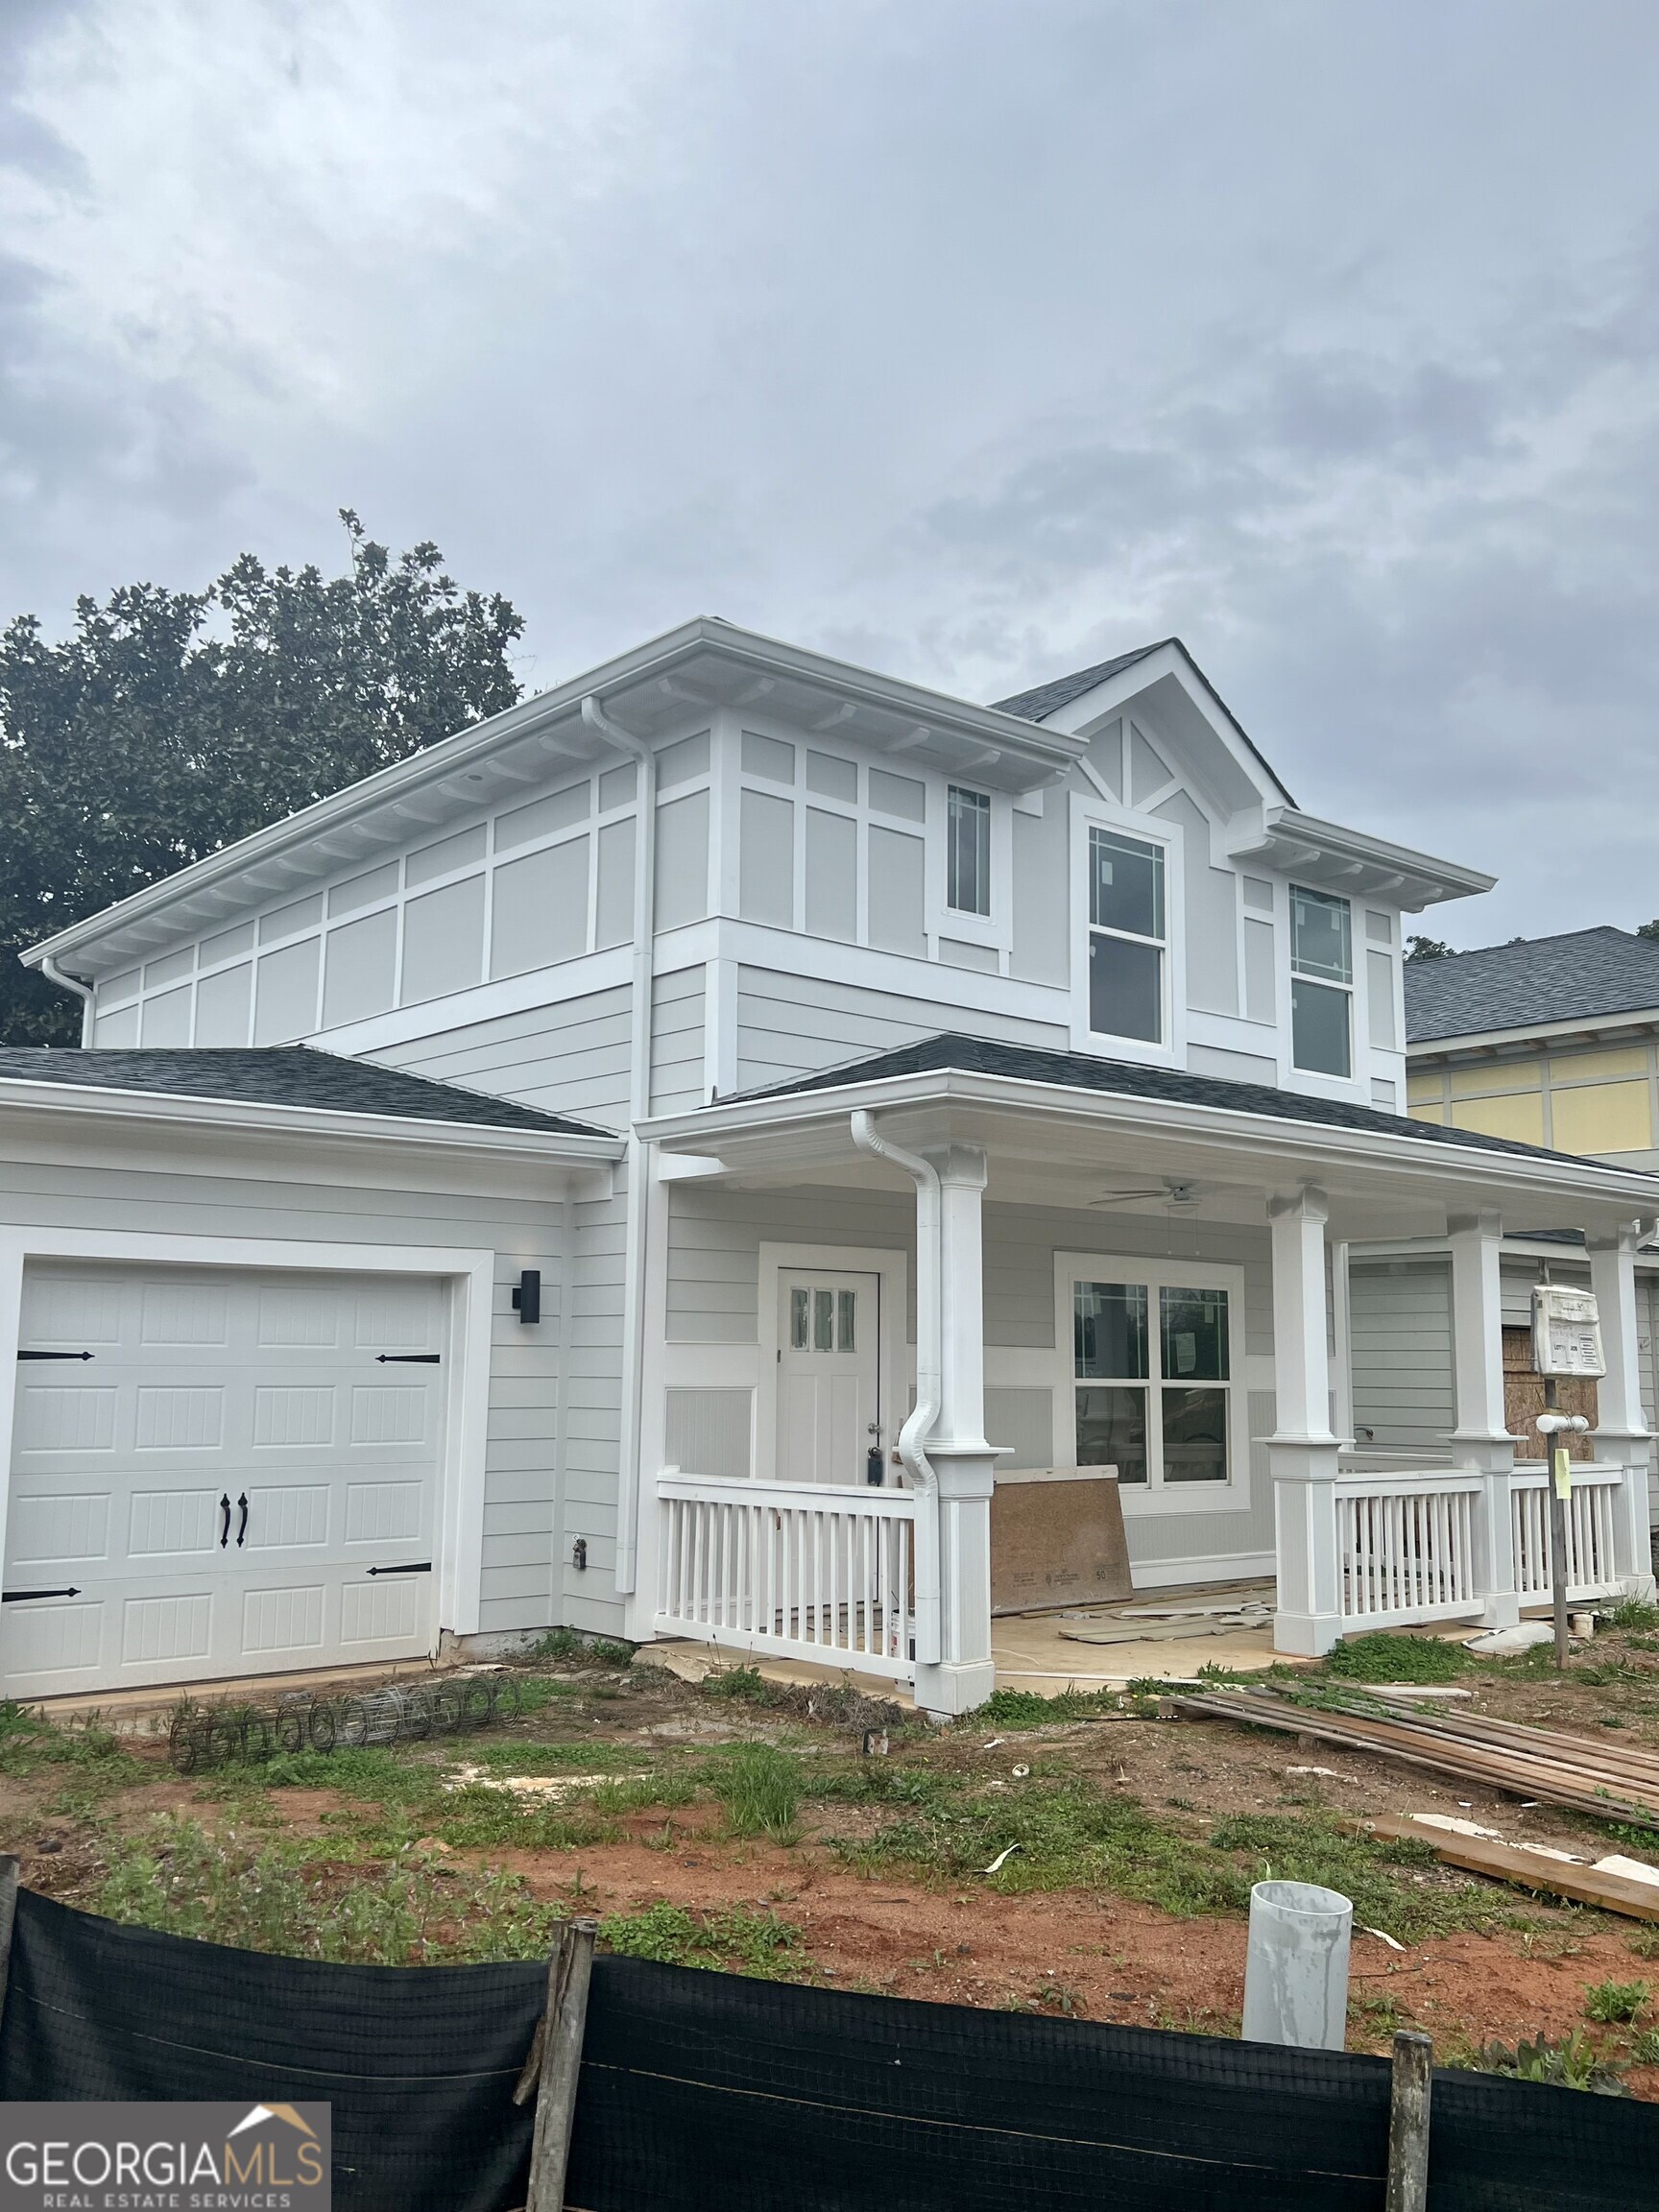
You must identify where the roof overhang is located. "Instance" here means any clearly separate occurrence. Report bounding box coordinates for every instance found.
[639,1065,1659,1243]
[0,1074,623,1175]
[1227,807,1494,912]
[25,618,1090,979]
[1408,1007,1659,1059]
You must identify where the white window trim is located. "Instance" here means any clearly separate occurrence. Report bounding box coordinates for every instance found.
[1067,789,1187,1067]
[755,1241,909,1486]
[0,1227,495,1642]
[1052,1248,1249,1515]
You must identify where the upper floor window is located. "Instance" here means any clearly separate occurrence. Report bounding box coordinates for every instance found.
[947,786,991,915]
[1088,827,1165,1043]
[1290,886,1352,1077]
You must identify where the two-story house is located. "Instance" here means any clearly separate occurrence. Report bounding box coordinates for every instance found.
[3,622,1654,1712]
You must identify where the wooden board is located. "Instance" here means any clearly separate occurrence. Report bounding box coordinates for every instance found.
[990,1468,1131,1615]
[1357,1814,1659,1923]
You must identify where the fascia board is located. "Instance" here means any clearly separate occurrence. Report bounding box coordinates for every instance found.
[1232,806,1495,902]
[1408,1009,1659,1057]
[0,1075,622,1166]
[638,1067,1659,1206]
[26,616,1085,973]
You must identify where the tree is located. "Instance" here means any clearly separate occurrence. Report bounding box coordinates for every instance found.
[1638,921,1659,942]
[1405,934,1455,961]
[0,514,524,1045]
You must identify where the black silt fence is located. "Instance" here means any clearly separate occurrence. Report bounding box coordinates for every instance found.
[1,1886,1655,2212]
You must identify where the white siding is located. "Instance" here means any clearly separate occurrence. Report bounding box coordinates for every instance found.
[733,967,1067,1094]
[1348,1259,1455,1459]
[650,969,707,1115]
[374,985,634,1127]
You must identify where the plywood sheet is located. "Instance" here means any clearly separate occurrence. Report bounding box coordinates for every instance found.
[990,1468,1130,1615]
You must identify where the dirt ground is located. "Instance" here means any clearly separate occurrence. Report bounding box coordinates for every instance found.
[8,1623,1659,2097]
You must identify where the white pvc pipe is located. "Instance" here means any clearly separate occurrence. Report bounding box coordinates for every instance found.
[1241,1880,1353,2051]
[850,1109,941,1666]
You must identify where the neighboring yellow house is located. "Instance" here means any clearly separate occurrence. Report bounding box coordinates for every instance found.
[1406,926,1659,1169]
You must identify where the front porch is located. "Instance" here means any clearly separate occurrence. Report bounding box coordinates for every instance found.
[632,1041,1659,1715]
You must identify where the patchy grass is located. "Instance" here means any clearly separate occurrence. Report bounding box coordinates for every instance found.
[711,1743,803,1839]
[1599,1599,1659,1635]
[1208,1815,1511,1945]
[598,1900,805,1976]
[1323,1634,1471,1685]
[976,1687,1126,1729]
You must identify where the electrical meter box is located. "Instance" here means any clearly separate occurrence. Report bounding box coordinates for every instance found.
[1530,1284,1606,1379]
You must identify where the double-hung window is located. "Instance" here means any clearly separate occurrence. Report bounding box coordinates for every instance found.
[947,785,991,917]
[1290,886,1353,1077]
[1088,828,1165,1043]
[1070,1267,1234,1492]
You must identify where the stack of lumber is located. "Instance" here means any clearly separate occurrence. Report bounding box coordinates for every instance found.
[1172,1689,1659,1829]
[1355,1813,1659,1923]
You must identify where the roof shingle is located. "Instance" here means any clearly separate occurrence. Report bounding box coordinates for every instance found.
[1405,928,1659,1046]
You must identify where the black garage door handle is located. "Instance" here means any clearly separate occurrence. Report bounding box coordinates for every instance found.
[218,1494,230,1549]
[236,1493,249,1548]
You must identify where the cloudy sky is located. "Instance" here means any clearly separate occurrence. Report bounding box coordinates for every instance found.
[3,0,1657,947]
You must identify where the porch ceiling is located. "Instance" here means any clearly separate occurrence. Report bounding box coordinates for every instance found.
[643,1065,1659,1243]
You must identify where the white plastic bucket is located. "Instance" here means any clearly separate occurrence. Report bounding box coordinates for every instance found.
[1240,1879,1353,2050]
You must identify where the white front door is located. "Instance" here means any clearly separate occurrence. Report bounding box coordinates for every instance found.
[776,1270,880,1485]
[4,1262,445,1698]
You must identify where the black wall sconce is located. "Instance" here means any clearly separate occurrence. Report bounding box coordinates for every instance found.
[511,1269,541,1324]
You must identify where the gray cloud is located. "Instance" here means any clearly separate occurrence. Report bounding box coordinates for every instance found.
[1,0,1657,941]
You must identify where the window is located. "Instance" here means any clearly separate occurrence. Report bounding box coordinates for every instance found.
[947,786,991,916]
[790,1285,856,1353]
[1087,828,1165,1043]
[1072,1274,1232,1489]
[1290,886,1352,1077]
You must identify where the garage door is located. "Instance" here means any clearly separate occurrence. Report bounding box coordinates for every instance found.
[4,1262,446,1698]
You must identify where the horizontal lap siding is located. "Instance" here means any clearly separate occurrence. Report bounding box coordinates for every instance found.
[733,967,1067,1093]
[0,1153,565,1637]
[373,986,634,1128]
[667,1185,916,1343]
[1349,1261,1455,1458]
[650,969,707,1115]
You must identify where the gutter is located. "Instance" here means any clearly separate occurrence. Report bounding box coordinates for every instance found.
[581,692,657,1598]
[850,1111,942,1666]
[38,955,94,1047]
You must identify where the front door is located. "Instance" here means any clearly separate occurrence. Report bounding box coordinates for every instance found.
[776,1270,879,1485]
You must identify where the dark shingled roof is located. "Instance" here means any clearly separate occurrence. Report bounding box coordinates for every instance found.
[727,1032,1643,1174]
[989,642,1169,722]
[0,1047,611,1139]
[1405,928,1659,1046]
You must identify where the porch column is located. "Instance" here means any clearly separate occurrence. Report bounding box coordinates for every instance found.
[1588,1226,1658,1601]
[1269,1187,1343,1655]
[917,1144,998,1719]
[1448,1210,1520,1629]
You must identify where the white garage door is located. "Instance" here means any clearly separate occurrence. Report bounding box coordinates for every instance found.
[4,1262,446,1698]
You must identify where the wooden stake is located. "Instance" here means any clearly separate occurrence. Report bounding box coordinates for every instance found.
[0,1856,17,2032]
[1384,2030,1432,2212]
[515,1917,597,2212]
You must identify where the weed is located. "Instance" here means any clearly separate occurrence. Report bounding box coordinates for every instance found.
[1476,2031,1629,2096]
[1356,1992,1410,2038]
[1599,1599,1659,1634]
[1626,2028,1659,2065]
[597,1900,805,1977]
[521,1629,634,1669]
[1208,1814,1508,1945]
[1628,1928,1659,1961]
[0,1703,143,1791]
[975,1687,1124,1728]
[1584,1979,1650,2025]
[711,1743,803,1839]
[1324,1634,1469,1684]
[701,1667,775,1704]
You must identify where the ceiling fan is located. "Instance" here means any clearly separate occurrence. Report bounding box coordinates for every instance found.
[1088,1179,1201,1210]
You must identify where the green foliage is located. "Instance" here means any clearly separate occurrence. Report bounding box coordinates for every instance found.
[1584,1978,1650,2025]
[711,1743,803,1839]
[1477,2030,1629,2095]
[1599,1598,1659,1634]
[0,1702,141,1791]
[700,1667,775,1704]
[97,1815,561,1964]
[597,1901,804,1976]
[1209,1815,1508,1945]
[0,514,523,1044]
[976,1687,1126,1728]
[1323,1633,1470,1684]
[521,1630,635,1669]
[1405,935,1455,961]
[1625,2027,1659,2064]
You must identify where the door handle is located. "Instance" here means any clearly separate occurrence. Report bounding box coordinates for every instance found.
[236,1493,249,1549]
[218,1494,230,1549]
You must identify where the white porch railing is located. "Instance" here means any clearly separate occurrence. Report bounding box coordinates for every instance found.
[654,1474,916,1682]
[1335,1471,1484,1629]
[1510,1463,1624,1603]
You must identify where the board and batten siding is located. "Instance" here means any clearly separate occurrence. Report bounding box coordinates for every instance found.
[1347,1258,1455,1460]
[0,1150,568,1638]
[733,967,1068,1096]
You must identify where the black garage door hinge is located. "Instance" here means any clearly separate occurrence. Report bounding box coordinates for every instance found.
[366,1562,432,1576]
[375,1353,440,1364]
[3,1587,81,1602]
[16,1349,93,1361]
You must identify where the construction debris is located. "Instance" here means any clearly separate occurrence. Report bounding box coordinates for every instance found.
[1173,1688,1659,1829]
[1357,1813,1659,1924]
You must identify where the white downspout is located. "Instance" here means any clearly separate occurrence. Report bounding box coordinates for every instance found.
[850,1109,942,1666]
[581,693,657,1599]
[39,955,94,1046]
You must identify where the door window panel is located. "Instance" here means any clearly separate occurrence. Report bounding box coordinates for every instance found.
[813,1288,834,1352]
[791,1287,809,1350]
[836,1289,856,1352]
